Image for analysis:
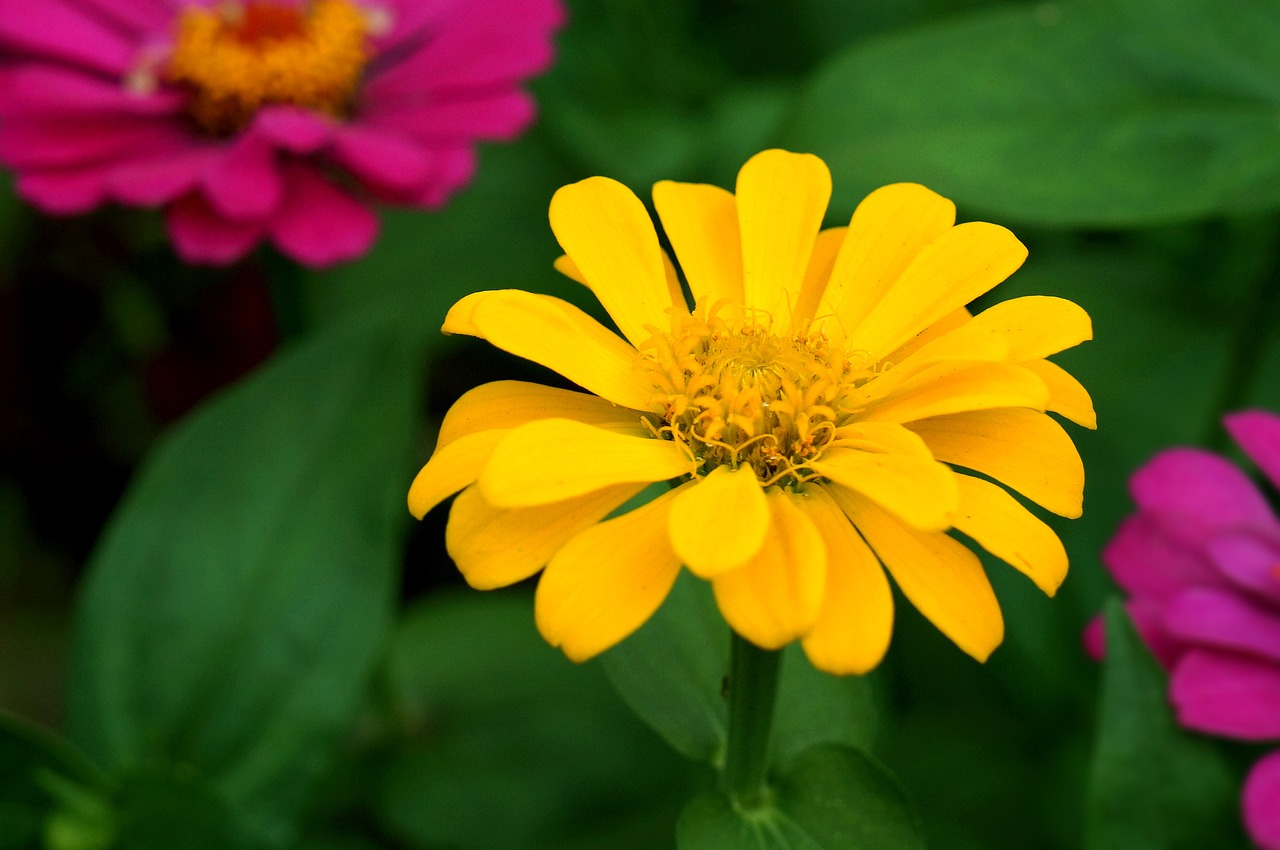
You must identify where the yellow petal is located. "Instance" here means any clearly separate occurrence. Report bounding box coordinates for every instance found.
[819,183,955,340]
[407,429,506,519]
[848,221,1028,359]
[446,482,644,590]
[952,474,1068,596]
[438,380,650,449]
[712,488,826,649]
[800,487,893,675]
[479,418,689,507]
[536,484,686,661]
[549,176,684,347]
[552,254,586,285]
[442,289,653,410]
[735,149,832,319]
[670,465,769,577]
[811,449,958,531]
[792,226,847,331]
[652,180,743,313]
[831,421,933,460]
[860,362,1049,425]
[907,408,1084,518]
[885,307,972,363]
[833,487,1004,662]
[892,323,1008,376]
[1024,359,1097,429]
[968,296,1092,361]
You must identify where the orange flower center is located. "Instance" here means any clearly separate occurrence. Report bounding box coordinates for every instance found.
[165,0,371,134]
[636,310,880,487]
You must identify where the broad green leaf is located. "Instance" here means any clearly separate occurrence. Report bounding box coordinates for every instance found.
[109,766,262,850]
[66,318,423,842]
[677,745,924,850]
[375,592,691,850]
[600,572,874,765]
[787,0,1280,226]
[0,714,108,850]
[1085,599,1247,850]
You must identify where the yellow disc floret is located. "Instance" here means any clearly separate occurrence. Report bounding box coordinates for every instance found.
[166,0,370,134]
[636,307,880,488]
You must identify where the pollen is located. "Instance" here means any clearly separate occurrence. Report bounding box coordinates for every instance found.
[166,0,371,134]
[636,308,881,488]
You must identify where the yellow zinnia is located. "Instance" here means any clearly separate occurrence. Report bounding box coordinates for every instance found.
[408,149,1093,675]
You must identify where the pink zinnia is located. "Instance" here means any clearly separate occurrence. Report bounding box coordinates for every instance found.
[1087,410,1280,850]
[0,0,563,267]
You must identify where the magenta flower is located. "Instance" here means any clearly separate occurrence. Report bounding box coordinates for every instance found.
[0,0,563,267]
[1088,410,1280,850]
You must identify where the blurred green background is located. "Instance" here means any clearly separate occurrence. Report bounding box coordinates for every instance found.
[2,0,1279,847]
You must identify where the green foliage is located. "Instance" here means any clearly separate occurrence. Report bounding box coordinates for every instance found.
[1085,600,1248,850]
[788,0,1280,226]
[0,714,107,850]
[677,745,923,850]
[64,319,424,843]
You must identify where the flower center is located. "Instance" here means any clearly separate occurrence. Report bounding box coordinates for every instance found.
[637,310,879,488]
[165,0,371,134]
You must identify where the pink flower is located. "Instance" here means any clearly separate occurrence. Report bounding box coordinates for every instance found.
[1088,410,1280,849]
[0,0,564,267]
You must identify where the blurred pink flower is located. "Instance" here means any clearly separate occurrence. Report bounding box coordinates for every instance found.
[1088,410,1280,850]
[0,0,563,267]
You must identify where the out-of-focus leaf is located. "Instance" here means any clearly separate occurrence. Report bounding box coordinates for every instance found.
[1085,599,1247,849]
[109,766,263,850]
[600,572,874,765]
[677,745,923,850]
[0,714,107,850]
[66,318,423,843]
[375,591,691,850]
[787,0,1280,226]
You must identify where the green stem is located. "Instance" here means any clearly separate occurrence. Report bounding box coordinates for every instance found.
[721,632,782,810]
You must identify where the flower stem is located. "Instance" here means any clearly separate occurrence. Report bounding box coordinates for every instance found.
[721,632,782,810]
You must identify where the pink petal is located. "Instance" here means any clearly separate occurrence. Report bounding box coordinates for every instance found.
[0,64,183,117]
[416,145,475,207]
[107,144,217,205]
[16,168,105,214]
[1245,751,1280,850]
[166,192,265,265]
[366,0,562,99]
[73,0,174,36]
[330,125,430,192]
[253,106,334,154]
[1227,410,1280,492]
[0,116,183,169]
[269,166,377,268]
[367,0,466,54]
[364,90,535,142]
[1102,513,1222,599]
[201,134,283,220]
[0,0,136,75]
[1207,528,1280,607]
[1163,587,1280,664]
[1131,447,1275,538]
[1170,649,1280,740]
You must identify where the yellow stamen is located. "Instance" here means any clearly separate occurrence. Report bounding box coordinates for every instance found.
[166,0,370,134]
[635,308,881,488]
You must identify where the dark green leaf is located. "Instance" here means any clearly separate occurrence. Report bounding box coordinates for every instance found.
[66,318,423,842]
[1085,599,1247,849]
[787,0,1280,226]
[677,745,923,850]
[375,592,691,850]
[599,573,874,765]
[111,766,263,850]
[0,714,107,850]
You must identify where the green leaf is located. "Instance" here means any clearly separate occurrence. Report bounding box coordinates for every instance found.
[787,0,1280,226]
[110,767,263,850]
[0,714,108,850]
[65,318,424,843]
[677,745,924,850]
[599,573,874,765]
[374,591,692,850]
[1085,599,1248,850]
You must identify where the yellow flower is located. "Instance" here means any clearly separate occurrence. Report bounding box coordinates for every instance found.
[408,149,1093,675]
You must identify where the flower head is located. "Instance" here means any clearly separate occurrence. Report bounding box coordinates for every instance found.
[410,149,1092,675]
[0,0,563,266]
[1088,410,1280,850]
